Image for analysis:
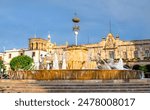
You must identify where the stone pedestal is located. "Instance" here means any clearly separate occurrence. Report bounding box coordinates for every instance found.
[65,46,88,69]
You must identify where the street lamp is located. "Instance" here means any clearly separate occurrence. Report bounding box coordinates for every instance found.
[72,14,80,46]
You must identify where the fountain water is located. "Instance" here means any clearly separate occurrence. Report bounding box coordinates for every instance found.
[95,57,144,79]
[96,53,111,70]
[115,58,125,70]
[53,53,59,69]
[100,58,112,70]
[108,58,126,70]
[97,57,128,70]
[62,52,66,69]
[47,63,50,70]
[8,47,144,80]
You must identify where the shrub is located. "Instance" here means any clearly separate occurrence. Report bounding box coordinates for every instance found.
[10,55,33,71]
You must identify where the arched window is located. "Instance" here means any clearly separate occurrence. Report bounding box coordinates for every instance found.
[134,51,138,58]
[36,42,38,50]
[146,65,150,72]
[9,54,11,59]
[32,52,35,57]
[132,65,140,70]
[145,50,150,57]
[31,43,33,50]
[41,43,43,50]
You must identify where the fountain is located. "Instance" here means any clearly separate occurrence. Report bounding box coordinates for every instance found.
[7,15,144,81]
[97,57,129,70]
[97,58,112,70]
[8,46,144,80]
[117,58,124,69]
[47,63,50,70]
[52,53,59,69]
[108,58,127,70]
[62,52,66,69]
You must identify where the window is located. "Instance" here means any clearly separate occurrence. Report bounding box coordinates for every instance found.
[145,50,150,57]
[20,53,23,56]
[9,54,11,58]
[32,52,35,57]
[36,42,38,50]
[31,43,33,50]
[41,43,43,50]
[123,52,127,59]
[134,51,138,58]
[109,51,115,59]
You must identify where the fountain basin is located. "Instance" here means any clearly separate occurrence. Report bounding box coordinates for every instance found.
[8,69,143,80]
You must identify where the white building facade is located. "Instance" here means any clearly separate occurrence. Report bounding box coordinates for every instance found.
[0,49,47,71]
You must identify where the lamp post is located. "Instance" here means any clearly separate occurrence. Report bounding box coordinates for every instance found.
[72,14,80,46]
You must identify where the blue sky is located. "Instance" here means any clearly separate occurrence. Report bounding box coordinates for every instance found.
[0,0,150,51]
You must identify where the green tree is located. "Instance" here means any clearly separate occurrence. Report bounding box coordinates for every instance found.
[0,60,3,68]
[10,55,33,71]
[0,60,6,73]
[0,60,3,73]
[139,65,148,73]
